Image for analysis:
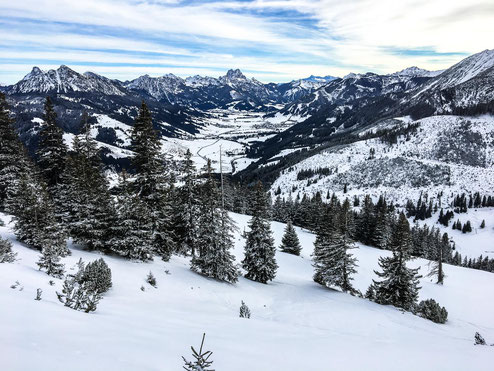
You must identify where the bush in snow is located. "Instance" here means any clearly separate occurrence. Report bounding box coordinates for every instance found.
[239,300,251,318]
[56,258,112,313]
[474,332,486,345]
[82,258,112,294]
[146,271,157,287]
[35,288,42,301]
[182,333,214,371]
[416,299,448,324]
[0,237,17,263]
[0,219,4,226]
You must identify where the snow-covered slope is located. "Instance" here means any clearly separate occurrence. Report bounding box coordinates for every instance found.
[270,115,494,205]
[391,66,444,78]
[1,212,492,371]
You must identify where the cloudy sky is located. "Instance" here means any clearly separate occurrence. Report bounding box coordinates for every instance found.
[0,0,492,84]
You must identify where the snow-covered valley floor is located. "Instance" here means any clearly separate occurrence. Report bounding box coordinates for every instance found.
[1,212,493,370]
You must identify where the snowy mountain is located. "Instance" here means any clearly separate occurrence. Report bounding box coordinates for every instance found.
[391,66,443,78]
[8,66,127,96]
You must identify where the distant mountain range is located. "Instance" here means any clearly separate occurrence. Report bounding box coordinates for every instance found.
[3,49,493,174]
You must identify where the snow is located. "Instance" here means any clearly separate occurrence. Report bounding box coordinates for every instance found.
[271,115,494,207]
[0,211,493,371]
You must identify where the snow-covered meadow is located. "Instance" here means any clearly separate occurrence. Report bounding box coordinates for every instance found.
[1,212,493,371]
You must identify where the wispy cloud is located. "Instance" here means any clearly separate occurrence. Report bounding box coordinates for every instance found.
[0,0,491,84]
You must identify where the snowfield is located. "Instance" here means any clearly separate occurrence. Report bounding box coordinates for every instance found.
[1,212,493,371]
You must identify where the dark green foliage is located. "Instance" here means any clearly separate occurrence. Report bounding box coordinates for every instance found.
[480,219,485,229]
[191,160,239,283]
[146,271,157,287]
[59,113,114,251]
[56,258,111,313]
[182,333,214,371]
[109,171,153,261]
[0,93,33,211]
[462,220,472,233]
[239,300,251,318]
[82,258,112,294]
[0,237,17,263]
[242,182,277,284]
[37,245,65,278]
[372,213,421,311]
[36,97,67,187]
[416,299,448,324]
[279,220,301,255]
[474,332,486,345]
[131,102,174,260]
[312,199,358,293]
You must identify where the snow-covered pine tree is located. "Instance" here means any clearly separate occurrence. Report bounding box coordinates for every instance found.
[0,237,17,263]
[191,160,239,283]
[279,220,301,255]
[355,195,375,245]
[12,174,69,256]
[177,149,199,256]
[65,114,114,251]
[239,300,251,318]
[312,199,358,293]
[0,93,33,212]
[109,171,153,261]
[36,97,67,187]
[372,212,421,311]
[37,244,65,278]
[242,181,277,284]
[130,102,174,260]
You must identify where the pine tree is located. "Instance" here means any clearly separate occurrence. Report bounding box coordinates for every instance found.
[177,149,199,256]
[0,237,17,263]
[428,233,448,284]
[239,300,251,318]
[37,244,65,278]
[0,92,32,211]
[242,182,277,284]
[191,160,239,283]
[36,97,67,187]
[12,174,68,255]
[182,333,214,371]
[279,220,302,255]
[372,212,421,311]
[480,219,486,229]
[131,102,174,260]
[109,171,153,261]
[312,200,358,293]
[64,115,114,251]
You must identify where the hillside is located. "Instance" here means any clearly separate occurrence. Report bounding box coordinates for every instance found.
[1,211,493,371]
[269,114,494,205]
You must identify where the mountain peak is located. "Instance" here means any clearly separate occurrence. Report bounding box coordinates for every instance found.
[225,69,246,80]
[391,66,443,78]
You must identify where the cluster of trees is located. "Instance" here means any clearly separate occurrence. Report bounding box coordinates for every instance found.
[453,192,494,212]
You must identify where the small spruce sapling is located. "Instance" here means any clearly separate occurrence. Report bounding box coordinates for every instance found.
[480,220,485,229]
[35,288,42,301]
[37,245,65,278]
[474,332,486,345]
[146,271,157,287]
[239,301,251,319]
[182,333,214,371]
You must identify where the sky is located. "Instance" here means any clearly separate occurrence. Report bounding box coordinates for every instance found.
[0,0,492,84]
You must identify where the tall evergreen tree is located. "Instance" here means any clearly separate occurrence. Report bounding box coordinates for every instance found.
[279,220,302,255]
[36,97,67,187]
[0,92,32,211]
[312,199,358,293]
[131,102,174,260]
[65,114,114,251]
[37,244,65,278]
[109,171,153,261]
[191,160,238,283]
[428,233,448,284]
[371,212,421,311]
[242,182,277,284]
